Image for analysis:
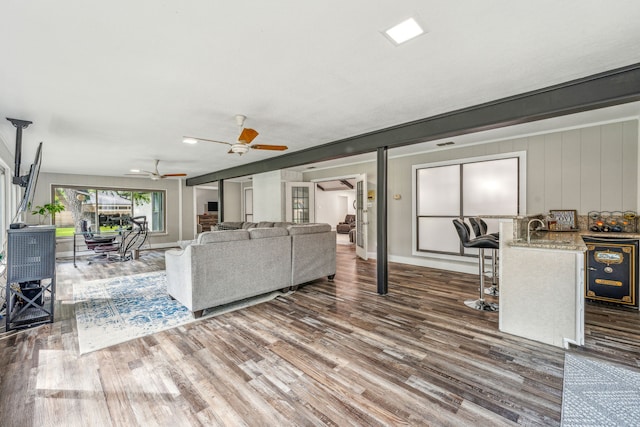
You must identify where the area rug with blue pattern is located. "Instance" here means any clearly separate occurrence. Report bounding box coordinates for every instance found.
[74,271,284,354]
[561,353,640,426]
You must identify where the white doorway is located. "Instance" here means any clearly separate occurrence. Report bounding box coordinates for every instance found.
[354,173,368,260]
[244,187,253,222]
[312,176,359,248]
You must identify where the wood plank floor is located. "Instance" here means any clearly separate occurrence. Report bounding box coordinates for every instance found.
[1,244,640,426]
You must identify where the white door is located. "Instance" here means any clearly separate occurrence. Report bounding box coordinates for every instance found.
[355,174,368,260]
[285,182,315,223]
[244,187,253,222]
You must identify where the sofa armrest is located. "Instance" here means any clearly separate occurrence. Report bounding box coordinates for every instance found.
[165,247,194,311]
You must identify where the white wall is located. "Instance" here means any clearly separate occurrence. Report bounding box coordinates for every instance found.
[252,170,283,221]
[222,181,242,221]
[315,189,355,229]
[0,135,16,246]
[251,170,303,222]
[195,188,218,215]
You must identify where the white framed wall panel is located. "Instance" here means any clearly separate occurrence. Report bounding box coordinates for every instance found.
[560,129,582,210]
[543,133,562,210]
[622,121,638,210]
[579,126,602,214]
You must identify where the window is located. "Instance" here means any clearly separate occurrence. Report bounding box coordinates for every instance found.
[52,186,166,237]
[291,186,310,223]
[413,154,522,256]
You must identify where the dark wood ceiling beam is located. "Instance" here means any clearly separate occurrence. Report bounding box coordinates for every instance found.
[187,63,640,186]
[340,179,354,189]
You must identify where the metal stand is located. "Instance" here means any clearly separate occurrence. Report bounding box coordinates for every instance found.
[484,249,500,296]
[465,248,498,312]
[5,226,56,331]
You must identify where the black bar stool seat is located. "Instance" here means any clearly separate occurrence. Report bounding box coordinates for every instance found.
[452,219,499,312]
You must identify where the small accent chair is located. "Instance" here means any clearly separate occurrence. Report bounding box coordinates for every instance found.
[336,214,356,234]
[468,217,500,296]
[452,219,499,312]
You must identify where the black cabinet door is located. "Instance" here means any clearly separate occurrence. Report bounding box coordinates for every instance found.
[584,238,638,307]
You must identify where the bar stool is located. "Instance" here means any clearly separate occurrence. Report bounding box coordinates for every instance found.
[469,217,499,297]
[452,219,499,311]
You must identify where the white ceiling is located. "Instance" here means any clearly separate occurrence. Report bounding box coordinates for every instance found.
[1,1,640,180]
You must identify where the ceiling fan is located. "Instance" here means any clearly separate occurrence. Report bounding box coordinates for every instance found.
[183,114,288,155]
[126,159,187,180]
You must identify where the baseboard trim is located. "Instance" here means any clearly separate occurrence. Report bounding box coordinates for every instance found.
[388,254,481,275]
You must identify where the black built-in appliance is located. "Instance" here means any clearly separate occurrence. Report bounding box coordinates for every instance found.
[584,236,638,307]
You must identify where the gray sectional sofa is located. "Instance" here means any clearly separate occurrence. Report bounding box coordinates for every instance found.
[165,223,336,318]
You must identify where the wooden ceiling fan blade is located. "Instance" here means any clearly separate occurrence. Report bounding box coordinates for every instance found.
[162,173,187,177]
[251,144,288,151]
[238,128,259,144]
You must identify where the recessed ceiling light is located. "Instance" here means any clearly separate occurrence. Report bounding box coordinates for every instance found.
[384,17,424,45]
[182,137,198,144]
[130,169,140,173]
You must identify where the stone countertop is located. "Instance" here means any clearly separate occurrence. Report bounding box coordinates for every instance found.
[509,231,586,251]
[508,230,640,251]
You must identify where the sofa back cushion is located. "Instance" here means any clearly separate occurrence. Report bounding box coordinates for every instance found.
[288,223,331,235]
[249,227,289,239]
[256,221,275,228]
[273,221,293,229]
[241,222,258,229]
[197,230,250,244]
[216,222,243,230]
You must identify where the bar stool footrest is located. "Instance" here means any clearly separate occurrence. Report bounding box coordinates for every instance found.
[484,286,500,296]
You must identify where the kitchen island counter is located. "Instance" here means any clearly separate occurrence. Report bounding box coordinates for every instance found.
[499,221,585,348]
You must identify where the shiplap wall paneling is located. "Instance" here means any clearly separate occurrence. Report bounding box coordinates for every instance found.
[498,139,514,153]
[622,121,638,211]
[600,123,624,210]
[580,126,602,213]
[527,135,546,214]
[544,132,563,210]
[512,138,529,154]
[560,130,582,210]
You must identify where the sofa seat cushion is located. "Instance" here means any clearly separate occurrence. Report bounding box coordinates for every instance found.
[198,230,250,244]
[249,227,289,239]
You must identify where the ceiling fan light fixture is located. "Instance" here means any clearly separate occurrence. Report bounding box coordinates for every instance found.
[231,144,250,155]
[182,137,198,144]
